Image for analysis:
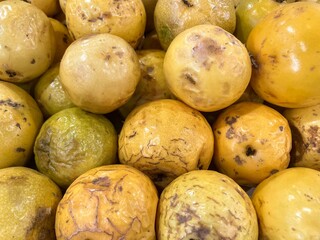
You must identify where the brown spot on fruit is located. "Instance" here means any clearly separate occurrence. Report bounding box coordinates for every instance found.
[30,59,36,64]
[176,213,192,224]
[182,0,193,7]
[0,99,24,108]
[16,147,26,152]
[234,155,246,165]
[183,72,196,85]
[250,54,259,70]
[270,169,279,175]
[92,177,111,187]
[5,69,17,78]
[245,146,256,156]
[225,116,238,125]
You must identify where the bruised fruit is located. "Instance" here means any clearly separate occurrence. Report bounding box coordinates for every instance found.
[65,0,146,48]
[157,170,259,239]
[0,0,56,82]
[59,33,141,114]
[34,107,117,189]
[154,0,236,50]
[0,82,43,168]
[163,24,252,112]
[283,104,320,170]
[252,167,320,239]
[118,99,214,189]
[55,164,158,240]
[212,102,292,186]
[247,2,320,108]
[34,63,75,118]
[0,167,62,239]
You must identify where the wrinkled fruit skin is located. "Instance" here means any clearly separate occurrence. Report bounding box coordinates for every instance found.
[0,167,62,240]
[252,167,320,239]
[55,164,158,240]
[157,170,259,240]
[283,104,320,170]
[212,102,292,186]
[247,2,320,108]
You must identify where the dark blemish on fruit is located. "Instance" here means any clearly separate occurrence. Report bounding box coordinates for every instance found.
[146,66,154,74]
[5,69,17,78]
[183,73,196,85]
[25,207,53,240]
[225,116,238,125]
[193,224,210,239]
[92,176,111,187]
[270,169,279,175]
[16,123,21,129]
[128,131,137,138]
[115,51,124,58]
[250,54,259,69]
[226,127,236,139]
[182,0,193,7]
[105,54,111,61]
[30,58,36,64]
[268,55,278,65]
[307,125,319,149]
[0,99,24,108]
[16,147,26,152]
[234,155,246,165]
[279,126,284,131]
[245,146,256,156]
[170,193,178,207]
[176,213,192,224]
[217,130,221,135]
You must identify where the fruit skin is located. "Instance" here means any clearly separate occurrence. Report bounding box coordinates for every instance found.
[59,33,141,114]
[252,167,320,239]
[212,102,292,186]
[0,166,62,239]
[65,0,146,48]
[0,0,56,83]
[154,0,236,50]
[0,81,43,168]
[157,170,258,240]
[23,0,61,17]
[247,2,320,108]
[118,99,214,189]
[234,0,281,43]
[283,104,320,170]
[163,24,252,112]
[55,164,158,240]
[34,107,118,189]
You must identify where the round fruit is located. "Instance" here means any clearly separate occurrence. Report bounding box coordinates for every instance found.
[163,24,252,112]
[212,102,292,186]
[157,170,258,239]
[0,82,43,168]
[252,167,320,239]
[0,0,56,82]
[283,104,320,170]
[119,49,174,117]
[59,33,141,114]
[55,164,158,240]
[154,0,236,50]
[34,107,118,189]
[247,2,320,108]
[49,18,73,65]
[34,63,75,118]
[0,166,62,239]
[118,99,214,189]
[65,0,146,48]
[23,0,61,17]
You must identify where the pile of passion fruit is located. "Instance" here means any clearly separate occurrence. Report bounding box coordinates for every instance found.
[0,0,319,239]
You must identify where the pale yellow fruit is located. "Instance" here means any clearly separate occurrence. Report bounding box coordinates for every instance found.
[23,0,61,16]
[283,104,320,170]
[252,167,320,239]
[0,166,62,239]
[0,0,56,83]
[157,170,258,240]
[212,102,292,186]
[118,99,214,189]
[247,2,320,108]
[34,107,118,189]
[55,164,158,240]
[49,18,73,64]
[163,24,252,112]
[0,82,43,168]
[65,0,146,48]
[59,33,141,114]
[154,0,236,50]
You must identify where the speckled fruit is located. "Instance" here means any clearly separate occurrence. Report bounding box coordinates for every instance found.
[34,107,118,189]
[118,99,214,189]
[157,170,258,240]
[55,164,158,240]
[0,0,56,83]
[247,2,320,108]
[0,82,43,168]
[163,24,251,112]
[283,104,320,170]
[0,167,62,239]
[252,167,320,239]
[212,102,292,186]
[65,0,146,48]
[59,33,141,114]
